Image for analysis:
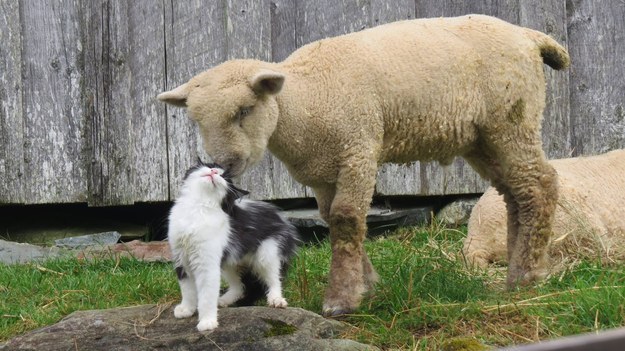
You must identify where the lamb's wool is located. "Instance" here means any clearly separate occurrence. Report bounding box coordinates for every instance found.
[464,149,625,269]
[158,14,569,315]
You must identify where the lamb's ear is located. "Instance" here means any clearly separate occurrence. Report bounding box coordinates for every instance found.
[157,83,190,107]
[250,69,285,95]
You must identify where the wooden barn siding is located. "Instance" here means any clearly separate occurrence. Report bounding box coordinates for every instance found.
[0,0,623,205]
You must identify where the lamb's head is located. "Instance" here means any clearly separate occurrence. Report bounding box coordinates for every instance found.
[158,60,285,177]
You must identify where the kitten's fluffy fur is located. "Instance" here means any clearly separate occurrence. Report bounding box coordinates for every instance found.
[167,161,299,331]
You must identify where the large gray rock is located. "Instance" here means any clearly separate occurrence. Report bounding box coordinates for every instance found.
[0,305,377,351]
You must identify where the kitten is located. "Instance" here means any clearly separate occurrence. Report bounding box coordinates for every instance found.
[167,160,300,331]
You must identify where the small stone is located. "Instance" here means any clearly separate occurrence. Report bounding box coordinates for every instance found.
[55,231,121,249]
[437,198,479,227]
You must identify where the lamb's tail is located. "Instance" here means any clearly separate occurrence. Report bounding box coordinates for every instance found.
[524,28,570,70]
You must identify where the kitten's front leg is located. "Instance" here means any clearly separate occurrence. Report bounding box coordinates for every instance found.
[195,265,222,331]
[218,265,244,307]
[174,266,197,318]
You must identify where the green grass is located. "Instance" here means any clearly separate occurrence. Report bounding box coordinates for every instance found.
[0,256,180,340]
[2,225,625,350]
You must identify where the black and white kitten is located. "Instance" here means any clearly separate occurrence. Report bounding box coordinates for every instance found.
[167,161,299,331]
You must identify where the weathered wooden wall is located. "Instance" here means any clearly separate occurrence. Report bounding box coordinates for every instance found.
[1,0,624,205]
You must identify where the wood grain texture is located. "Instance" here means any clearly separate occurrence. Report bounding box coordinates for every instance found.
[520,0,571,159]
[1,0,624,204]
[19,0,87,203]
[164,0,226,199]
[84,0,134,206]
[0,0,25,203]
[416,0,520,23]
[567,0,625,156]
[128,0,169,203]
[225,0,276,199]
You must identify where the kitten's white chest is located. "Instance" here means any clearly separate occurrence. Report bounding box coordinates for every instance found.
[168,201,231,266]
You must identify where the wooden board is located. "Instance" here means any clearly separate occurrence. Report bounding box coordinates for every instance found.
[520,0,572,159]
[83,0,135,205]
[19,0,87,203]
[128,0,169,203]
[164,0,227,199]
[0,0,25,203]
[567,0,625,156]
[1,0,624,204]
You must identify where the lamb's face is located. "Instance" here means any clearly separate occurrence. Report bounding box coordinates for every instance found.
[158,60,285,177]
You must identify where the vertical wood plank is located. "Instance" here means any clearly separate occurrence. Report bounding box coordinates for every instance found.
[370,0,415,25]
[226,0,278,200]
[226,0,308,200]
[268,0,311,199]
[270,0,297,63]
[84,0,135,206]
[20,0,88,203]
[0,0,25,203]
[164,0,227,198]
[520,0,571,159]
[128,0,169,202]
[296,0,371,47]
[415,0,520,23]
[567,0,625,156]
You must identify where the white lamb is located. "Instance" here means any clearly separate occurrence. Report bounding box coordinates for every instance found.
[158,15,569,315]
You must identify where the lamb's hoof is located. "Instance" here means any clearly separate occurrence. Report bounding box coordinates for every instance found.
[506,268,549,290]
[322,306,354,319]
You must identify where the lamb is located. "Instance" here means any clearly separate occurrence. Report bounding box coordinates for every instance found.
[157,14,569,316]
[464,149,625,270]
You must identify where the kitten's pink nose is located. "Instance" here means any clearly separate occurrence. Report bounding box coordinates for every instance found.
[209,168,219,175]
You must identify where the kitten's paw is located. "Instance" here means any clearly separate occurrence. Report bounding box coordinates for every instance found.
[268,297,288,308]
[174,304,196,319]
[218,293,240,307]
[197,318,218,332]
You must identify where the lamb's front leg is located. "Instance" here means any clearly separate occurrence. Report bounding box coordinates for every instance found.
[320,162,377,317]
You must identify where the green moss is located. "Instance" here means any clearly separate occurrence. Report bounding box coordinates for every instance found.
[261,318,298,337]
[440,337,489,351]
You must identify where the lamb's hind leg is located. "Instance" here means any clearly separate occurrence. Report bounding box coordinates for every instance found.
[318,160,377,317]
[474,134,558,288]
[503,155,557,288]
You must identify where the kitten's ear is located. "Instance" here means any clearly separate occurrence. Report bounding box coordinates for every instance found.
[158,83,190,107]
[230,184,250,199]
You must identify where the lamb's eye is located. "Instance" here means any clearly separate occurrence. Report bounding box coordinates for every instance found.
[236,106,252,126]
[239,107,251,118]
